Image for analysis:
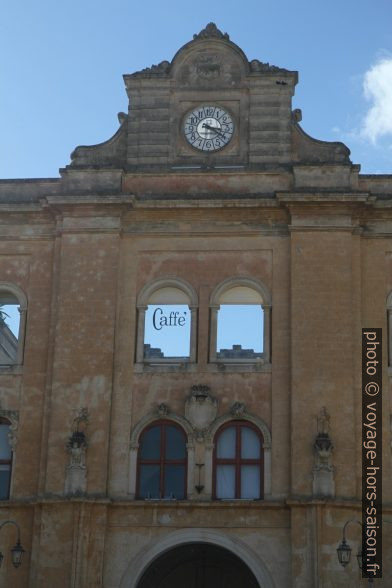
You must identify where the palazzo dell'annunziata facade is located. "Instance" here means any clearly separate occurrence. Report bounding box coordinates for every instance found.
[0,22,391,588]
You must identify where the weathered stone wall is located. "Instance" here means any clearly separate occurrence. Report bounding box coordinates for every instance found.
[0,175,391,586]
[0,22,391,588]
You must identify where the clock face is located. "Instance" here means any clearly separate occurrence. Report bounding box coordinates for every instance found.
[183,105,234,152]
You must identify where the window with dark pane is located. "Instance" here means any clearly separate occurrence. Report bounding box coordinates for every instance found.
[137,421,187,499]
[213,421,263,500]
[0,418,12,500]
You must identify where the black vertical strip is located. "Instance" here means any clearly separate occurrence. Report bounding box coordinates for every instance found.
[362,328,382,578]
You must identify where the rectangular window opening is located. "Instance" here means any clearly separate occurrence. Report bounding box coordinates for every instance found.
[0,303,20,365]
[144,304,191,359]
[217,304,263,360]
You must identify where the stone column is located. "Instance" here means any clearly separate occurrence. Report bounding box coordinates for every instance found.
[189,306,197,362]
[209,305,220,362]
[204,441,214,498]
[263,304,271,363]
[129,443,139,498]
[17,305,27,365]
[264,446,272,496]
[186,442,195,498]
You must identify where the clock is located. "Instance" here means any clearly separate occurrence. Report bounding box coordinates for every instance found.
[183,105,234,152]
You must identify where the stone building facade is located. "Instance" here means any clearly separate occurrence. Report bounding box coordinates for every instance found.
[0,22,391,587]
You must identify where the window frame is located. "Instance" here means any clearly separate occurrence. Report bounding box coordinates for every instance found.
[209,277,271,366]
[213,420,264,500]
[135,278,198,367]
[136,420,188,500]
[0,417,13,500]
[0,282,27,369]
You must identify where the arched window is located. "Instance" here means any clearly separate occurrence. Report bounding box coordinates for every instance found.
[0,283,27,367]
[136,421,187,499]
[136,278,197,364]
[209,278,271,364]
[213,421,263,500]
[0,418,12,500]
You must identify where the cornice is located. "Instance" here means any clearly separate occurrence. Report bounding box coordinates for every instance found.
[3,496,390,513]
[276,191,370,204]
[40,194,136,207]
[123,225,289,238]
[133,197,278,209]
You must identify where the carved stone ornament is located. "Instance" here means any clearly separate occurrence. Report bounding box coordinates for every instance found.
[185,385,217,436]
[65,443,87,496]
[230,402,245,417]
[292,109,302,123]
[191,385,210,398]
[0,409,19,451]
[117,112,128,124]
[249,59,288,73]
[65,408,89,496]
[317,406,331,436]
[157,403,169,417]
[73,407,88,433]
[131,60,170,77]
[312,407,335,498]
[196,54,221,80]
[193,22,229,41]
[67,432,87,464]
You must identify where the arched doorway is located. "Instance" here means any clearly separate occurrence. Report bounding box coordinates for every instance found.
[137,542,260,588]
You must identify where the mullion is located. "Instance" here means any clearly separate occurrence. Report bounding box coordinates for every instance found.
[235,424,241,498]
[159,424,165,498]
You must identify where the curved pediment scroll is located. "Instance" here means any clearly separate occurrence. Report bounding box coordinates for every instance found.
[292,113,351,164]
[68,113,128,169]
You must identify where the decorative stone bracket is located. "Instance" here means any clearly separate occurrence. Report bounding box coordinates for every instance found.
[64,408,89,496]
[312,407,335,498]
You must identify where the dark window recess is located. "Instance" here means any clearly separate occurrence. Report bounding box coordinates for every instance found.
[0,419,12,500]
[213,421,263,500]
[137,421,187,499]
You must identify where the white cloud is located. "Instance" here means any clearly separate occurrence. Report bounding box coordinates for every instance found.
[360,57,392,143]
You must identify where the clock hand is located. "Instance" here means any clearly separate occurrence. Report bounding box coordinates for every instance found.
[202,123,225,138]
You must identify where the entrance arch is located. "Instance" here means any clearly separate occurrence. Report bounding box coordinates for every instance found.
[120,529,275,588]
[137,543,259,588]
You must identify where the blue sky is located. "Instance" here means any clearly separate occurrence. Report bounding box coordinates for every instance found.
[144,304,263,357]
[1,305,19,337]
[1,0,392,178]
